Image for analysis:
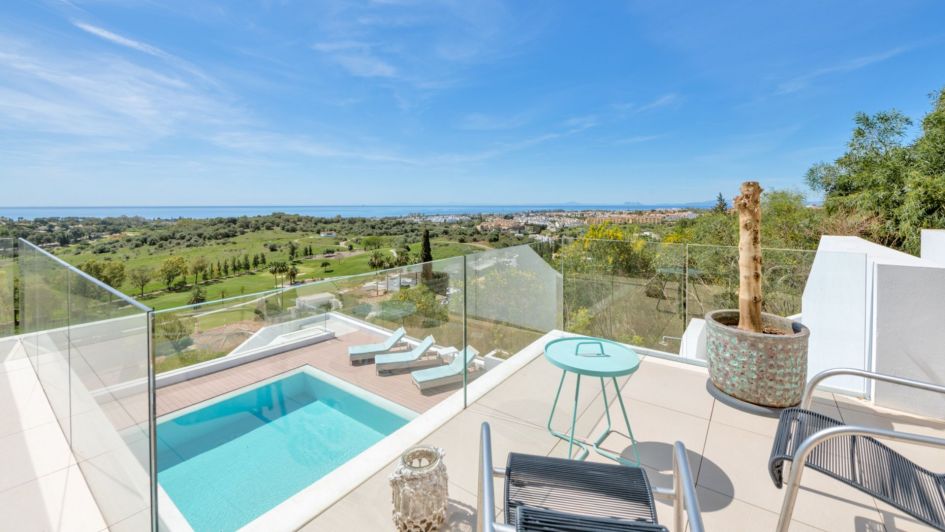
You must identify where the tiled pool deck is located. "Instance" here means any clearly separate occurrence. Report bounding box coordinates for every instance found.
[303,331,945,532]
[4,329,944,531]
[157,328,460,417]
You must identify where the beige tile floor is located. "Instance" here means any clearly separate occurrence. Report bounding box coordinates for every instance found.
[0,345,107,532]
[157,329,459,417]
[303,349,945,532]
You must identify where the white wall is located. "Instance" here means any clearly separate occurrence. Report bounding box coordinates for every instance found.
[800,237,870,394]
[921,229,945,266]
[872,264,945,417]
[801,234,945,416]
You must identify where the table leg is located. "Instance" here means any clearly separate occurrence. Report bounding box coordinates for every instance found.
[590,376,641,466]
[612,377,641,466]
[546,370,589,460]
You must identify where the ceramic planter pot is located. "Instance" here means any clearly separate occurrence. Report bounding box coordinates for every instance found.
[705,310,810,408]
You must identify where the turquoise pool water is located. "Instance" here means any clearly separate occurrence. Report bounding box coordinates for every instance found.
[157,367,415,531]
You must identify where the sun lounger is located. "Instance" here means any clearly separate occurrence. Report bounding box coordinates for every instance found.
[374,335,436,373]
[348,327,406,364]
[410,346,479,391]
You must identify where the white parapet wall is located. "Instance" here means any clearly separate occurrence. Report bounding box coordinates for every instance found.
[800,237,871,395]
[802,233,945,417]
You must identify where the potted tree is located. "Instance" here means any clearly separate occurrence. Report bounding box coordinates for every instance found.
[704,181,810,409]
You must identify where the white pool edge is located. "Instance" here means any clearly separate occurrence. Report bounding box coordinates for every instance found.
[157,365,419,531]
[240,330,561,532]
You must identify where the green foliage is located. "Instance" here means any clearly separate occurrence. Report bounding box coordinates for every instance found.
[159,256,188,288]
[188,283,206,304]
[807,88,945,254]
[713,193,728,213]
[666,190,820,250]
[154,314,194,354]
[128,266,152,296]
[567,307,593,335]
[190,256,208,284]
[394,284,447,325]
[361,236,382,250]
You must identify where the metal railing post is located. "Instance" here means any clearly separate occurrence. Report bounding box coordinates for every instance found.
[463,254,468,409]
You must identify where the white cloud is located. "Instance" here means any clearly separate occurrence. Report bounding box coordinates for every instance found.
[613,93,681,114]
[615,134,666,145]
[458,112,528,131]
[73,21,171,59]
[0,35,239,145]
[312,41,397,78]
[776,47,908,95]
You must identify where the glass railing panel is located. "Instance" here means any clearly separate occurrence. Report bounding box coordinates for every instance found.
[684,244,816,323]
[465,243,562,363]
[18,239,73,440]
[16,238,154,530]
[0,238,14,337]
[561,237,686,353]
[68,268,153,529]
[152,287,285,373]
[152,257,469,528]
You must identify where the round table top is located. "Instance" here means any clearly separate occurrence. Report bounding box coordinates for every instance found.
[543,336,641,377]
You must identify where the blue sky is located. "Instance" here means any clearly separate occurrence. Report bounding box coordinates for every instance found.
[1,0,944,206]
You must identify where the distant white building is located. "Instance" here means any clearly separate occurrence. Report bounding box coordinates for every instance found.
[319,231,337,237]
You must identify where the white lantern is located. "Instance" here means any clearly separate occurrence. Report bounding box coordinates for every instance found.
[390,445,449,532]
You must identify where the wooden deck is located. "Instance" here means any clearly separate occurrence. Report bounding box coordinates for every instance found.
[156,329,458,417]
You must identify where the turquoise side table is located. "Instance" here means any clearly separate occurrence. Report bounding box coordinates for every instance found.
[543,336,641,465]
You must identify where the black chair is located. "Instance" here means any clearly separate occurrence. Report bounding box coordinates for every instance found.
[477,422,705,532]
[768,368,945,532]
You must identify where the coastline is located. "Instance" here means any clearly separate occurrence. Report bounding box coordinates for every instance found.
[0,202,714,220]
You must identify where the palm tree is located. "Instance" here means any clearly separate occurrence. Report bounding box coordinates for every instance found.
[269,261,289,288]
[369,250,386,270]
[287,265,299,284]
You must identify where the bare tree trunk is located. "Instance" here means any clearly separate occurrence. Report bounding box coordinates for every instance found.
[735,181,763,332]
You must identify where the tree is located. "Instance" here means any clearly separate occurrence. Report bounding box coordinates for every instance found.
[320,260,331,271]
[159,256,188,289]
[252,254,260,268]
[222,260,230,276]
[288,242,298,261]
[368,250,386,270]
[155,314,193,354]
[128,266,153,297]
[713,192,728,213]
[260,253,267,265]
[287,265,299,284]
[80,259,105,282]
[190,256,208,285]
[188,283,206,304]
[362,236,382,250]
[243,254,251,271]
[735,181,763,332]
[269,261,288,287]
[802,92,945,254]
[420,229,434,280]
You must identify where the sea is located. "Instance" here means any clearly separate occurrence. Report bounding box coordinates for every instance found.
[0,203,713,221]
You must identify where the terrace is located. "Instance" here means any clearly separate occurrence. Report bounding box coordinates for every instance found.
[1,234,944,531]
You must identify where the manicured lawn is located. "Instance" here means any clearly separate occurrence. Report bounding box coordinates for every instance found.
[55,231,489,311]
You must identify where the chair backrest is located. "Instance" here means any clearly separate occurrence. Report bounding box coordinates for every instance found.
[448,346,478,369]
[384,327,406,348]
[414,335,434,353]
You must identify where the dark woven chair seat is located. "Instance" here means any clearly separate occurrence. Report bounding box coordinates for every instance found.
[515,506,668,532]
[769,408,945,531]
[505,452,663,531]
